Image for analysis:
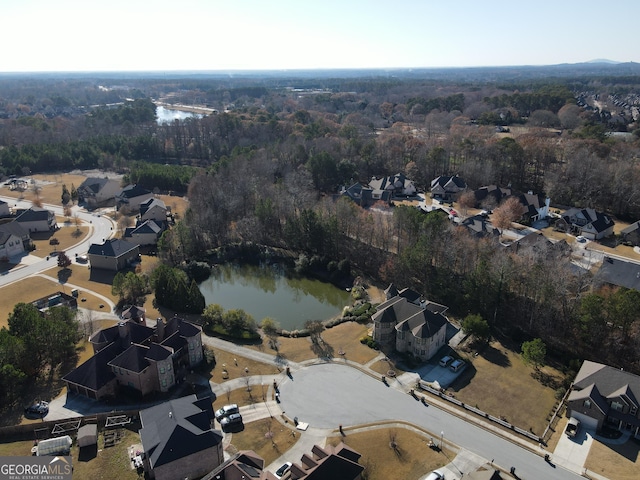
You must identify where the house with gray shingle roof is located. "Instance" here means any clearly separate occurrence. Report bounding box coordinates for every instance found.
[139,395,223,480]
[63,316,203,400]
[77,177,121,209]
[87,238,139,271]
[621,221,640,247]
[116,184,154,212]
[15,206,57,232]
[0,199,10,217]
[139,198,168,223]
[567,360,640,437]
[431,175,466,202]
[123,219,163,246]
[555,208,615,240]
[372,285,449,361]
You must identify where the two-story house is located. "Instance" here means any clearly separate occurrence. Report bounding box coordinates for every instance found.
[62,316,203,400]
[556,208,615,240]
[15,207,57,232]
[372,285,449,361]
[567,360,640,438]
[77,177,122,209]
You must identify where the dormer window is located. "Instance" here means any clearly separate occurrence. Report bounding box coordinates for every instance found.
[584,399,591,408]
[611,401,624,412]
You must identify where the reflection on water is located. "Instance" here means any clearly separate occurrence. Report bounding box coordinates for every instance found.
[156,106,202,124]
[198,263,351,330]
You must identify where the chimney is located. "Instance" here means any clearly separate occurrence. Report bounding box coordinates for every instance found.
[156,318,165,342]
[118,322,130,348]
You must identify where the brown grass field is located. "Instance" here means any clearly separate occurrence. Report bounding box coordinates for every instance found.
[227,417,299,466]
[448,340,563,436]
[208,349,281,385]
[0,275,109,329]
[584,437,640,480]
[29,224,90,258]
[328,426,451,480]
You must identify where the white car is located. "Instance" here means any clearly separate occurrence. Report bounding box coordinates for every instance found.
[576,235,587,243]
[425,471,444,480]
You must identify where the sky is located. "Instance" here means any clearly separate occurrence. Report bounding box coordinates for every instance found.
[2,0,639,72]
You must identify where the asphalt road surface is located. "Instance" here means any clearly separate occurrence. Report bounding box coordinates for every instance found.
[279,363,583,480]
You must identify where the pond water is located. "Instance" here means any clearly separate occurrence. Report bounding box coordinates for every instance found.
[156,106,203,124]
[198,263,351,331]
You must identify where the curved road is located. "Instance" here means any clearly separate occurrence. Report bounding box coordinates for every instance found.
[279,363,583,480]
[0,195,116,288]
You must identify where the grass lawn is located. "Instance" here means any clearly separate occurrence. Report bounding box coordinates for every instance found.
[448,340,564,436]
[0,275,107,329]
[0,439,34,456]
[213,387,267,408]
[227,417,299,465]
[369,358,406,377]
[247,322,378,365]
[328,426,450,480]
[585,437,640,480]
[207,348,281,385]
[30,224,90,258]
[0,173,88,205]
[70,425,141,480]
[157,194,189,218]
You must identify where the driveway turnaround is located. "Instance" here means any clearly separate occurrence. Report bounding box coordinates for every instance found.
[279,363,583,480]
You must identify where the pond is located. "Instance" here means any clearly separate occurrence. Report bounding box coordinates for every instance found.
[155,105,203,124]
[198,263,351,331]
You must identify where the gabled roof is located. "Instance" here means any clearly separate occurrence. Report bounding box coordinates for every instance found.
[395,308,447,339]
[397,287,422,304]
[473,185,511,206]
[568,383,609,415]
[0,231,18,247]
[78,177,113,194]
[561,208,615,233]
[88,238,138,258]
[15,207,52,222]
[62,342,119,391]
[595,256,640,291]
[140,395,222,469]
[118,184,152,199]
[289,442,364,480]
[108,344,150,373]
[462,215,500,238]
[431,175,466,191]
[121,305,145,321]
[369,173,414,192]
[573,360,640,408]
[125,220,162,236]
[140,197,166,215]
[0,221,29,238]
[621,221,640,235]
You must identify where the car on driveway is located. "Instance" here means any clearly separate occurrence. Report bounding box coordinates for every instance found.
[425,470,444,480]
[215,404,239,421]
[576,235,587,243]
[24,401,49,418]
[274,462,292,479]
[439,355,454,367]
[219,413,243,430]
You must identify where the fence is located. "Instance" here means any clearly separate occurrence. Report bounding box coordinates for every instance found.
[0,409,140,443]
[542,383,571,444]
[419,382,542,443]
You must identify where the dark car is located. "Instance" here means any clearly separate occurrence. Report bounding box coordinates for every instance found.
[219,413,242,429]
[24,401,49,418]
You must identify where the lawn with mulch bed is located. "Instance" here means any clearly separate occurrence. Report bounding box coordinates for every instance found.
[227,417,299,466]
[448,340,565,436]
[585,437,640,480]
[328,426,450,480]
[247,321,379,365]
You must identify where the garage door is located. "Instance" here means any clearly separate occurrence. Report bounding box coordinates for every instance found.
[569,411,599,430]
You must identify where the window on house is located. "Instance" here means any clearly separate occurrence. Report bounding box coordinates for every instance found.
[167,364,171,371]
[161,380,167,387]
[584,400,591,408]
[160,367,165,374]
[611,401,624,412]
[631,406,637,416]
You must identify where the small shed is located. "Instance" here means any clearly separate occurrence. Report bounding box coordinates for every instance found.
[37,435,72,456]
[77,424,98,448]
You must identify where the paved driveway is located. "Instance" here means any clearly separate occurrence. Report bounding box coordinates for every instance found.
[553,427,594,473]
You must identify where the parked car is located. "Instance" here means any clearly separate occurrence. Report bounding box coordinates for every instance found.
[425,470,445,480]
[219,413,243,429]
[24,401,49,418]
[566,417,580,438]
[450,359,466,372]
[439,355,454,367]
[274,462,292,479]
[576,235,587,243]
[215,404,239,421]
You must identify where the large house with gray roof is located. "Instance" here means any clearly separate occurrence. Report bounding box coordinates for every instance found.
[116,184,154,212]
[139,395,224,480]
[63,316,203,400]
[555,208,615,240]
[15,207,57,232]
[372,285,449,361]
[87,238,140,271]
[77,177,121,209]
[567,360,640,438]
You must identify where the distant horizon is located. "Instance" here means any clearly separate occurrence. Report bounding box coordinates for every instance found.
[2,0,639,73]
[0,59,637,76]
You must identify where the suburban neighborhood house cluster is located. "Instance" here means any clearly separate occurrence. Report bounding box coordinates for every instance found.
[5,168,640,480]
